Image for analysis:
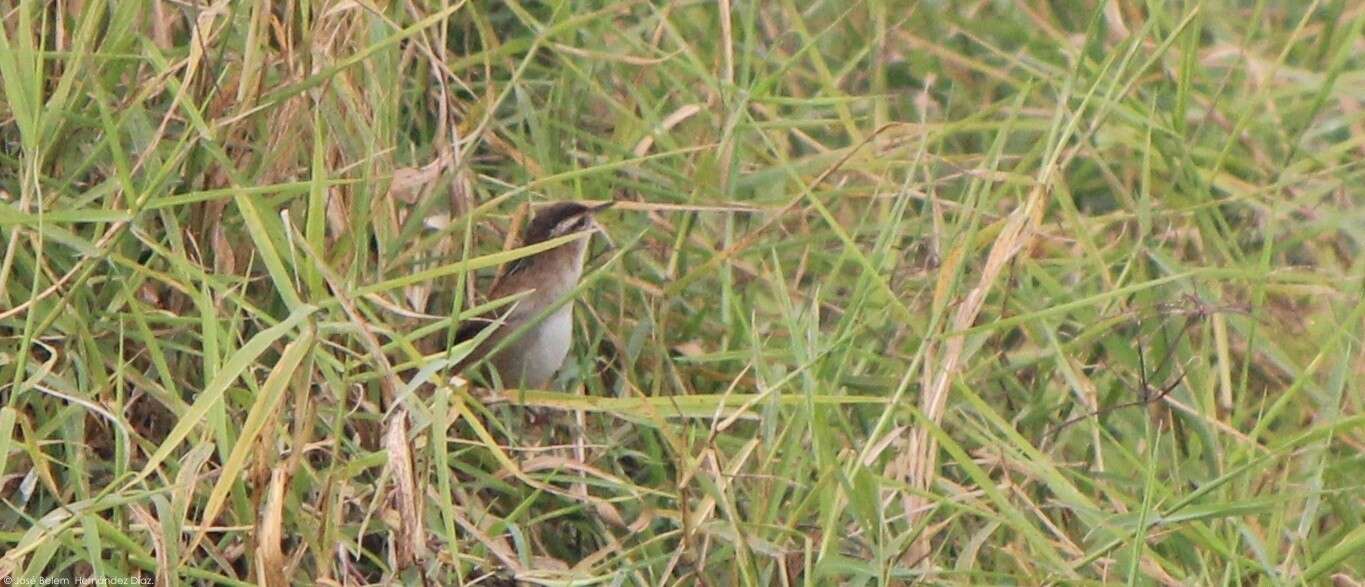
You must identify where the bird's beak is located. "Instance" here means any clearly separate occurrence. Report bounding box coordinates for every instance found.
[587,201,616,251]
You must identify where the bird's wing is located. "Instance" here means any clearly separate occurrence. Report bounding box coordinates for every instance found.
[449,317,493,377]
[449,305,517,374]
[453,317,490,345]
[450,279,538,374]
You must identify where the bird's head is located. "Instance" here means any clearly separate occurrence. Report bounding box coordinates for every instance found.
[523,200,613,245]
[507,200,614,276]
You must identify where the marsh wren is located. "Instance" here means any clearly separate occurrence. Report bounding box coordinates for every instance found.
[452,201,613,389]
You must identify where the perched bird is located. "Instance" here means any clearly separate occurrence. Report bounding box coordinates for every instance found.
[452,201,613,389]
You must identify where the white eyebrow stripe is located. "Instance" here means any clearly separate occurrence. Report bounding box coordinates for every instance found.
[554,216,587,234]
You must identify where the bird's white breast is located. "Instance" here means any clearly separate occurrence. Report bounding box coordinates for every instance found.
[491,304,574,389]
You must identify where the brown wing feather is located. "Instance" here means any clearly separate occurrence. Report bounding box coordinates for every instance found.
[453,318,489,345]
[450,309,514,376]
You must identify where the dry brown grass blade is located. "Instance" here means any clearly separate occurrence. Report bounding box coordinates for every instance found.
[255,466,290,587]
[128,504,171,585]
[899,182,1050,562]
[633,104,704,157]
[450,507,523,577]
[615,200,764,213]
[384,412,427,571]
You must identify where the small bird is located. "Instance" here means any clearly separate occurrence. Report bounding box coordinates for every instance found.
[452,201,613,389]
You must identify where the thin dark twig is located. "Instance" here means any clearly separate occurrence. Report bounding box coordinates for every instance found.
[1136,315,1150,400]
[1049,302,1208,438]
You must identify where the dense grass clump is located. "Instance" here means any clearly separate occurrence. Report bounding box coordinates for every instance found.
[2,1,1363,584]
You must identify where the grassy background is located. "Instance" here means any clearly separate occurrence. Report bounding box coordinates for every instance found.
[2,0,1364,584]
